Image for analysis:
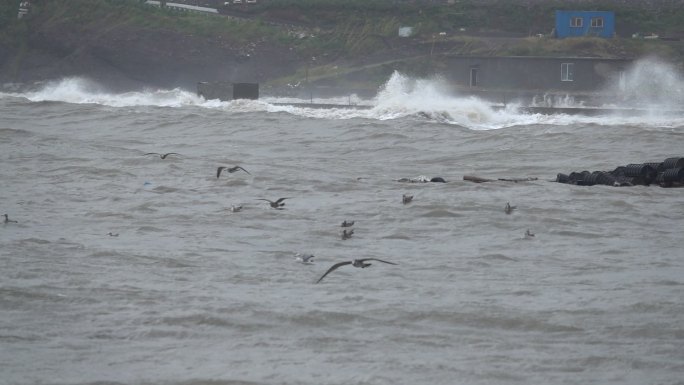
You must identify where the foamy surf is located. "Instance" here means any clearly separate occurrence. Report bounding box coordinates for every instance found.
[2,69,684,129]
[2,77,209,108]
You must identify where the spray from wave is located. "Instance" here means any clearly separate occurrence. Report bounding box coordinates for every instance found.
[2,77,209,108]
[265,71,534,129]
[603,56,684,111]
[2,71,683,129]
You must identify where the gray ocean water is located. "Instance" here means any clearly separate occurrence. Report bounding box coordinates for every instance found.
[1,73,684,385]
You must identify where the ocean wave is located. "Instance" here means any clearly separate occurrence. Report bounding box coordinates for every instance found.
[3,73,684,130]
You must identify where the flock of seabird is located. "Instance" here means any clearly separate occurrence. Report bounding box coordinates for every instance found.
[138,152,401,282]
[3,152,534,284]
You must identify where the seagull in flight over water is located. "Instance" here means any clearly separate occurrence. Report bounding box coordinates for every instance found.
[217,165,251,178]
[295,253,315,264]
[256,197,290,209]
[316,258,398,283]
[144,152,180,159]
[341,220,355,227]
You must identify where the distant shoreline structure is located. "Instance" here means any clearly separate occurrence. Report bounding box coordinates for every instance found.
[197,81,684,117]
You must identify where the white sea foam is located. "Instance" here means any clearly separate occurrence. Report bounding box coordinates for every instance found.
[3,69,684,129]
[3,77,208,108]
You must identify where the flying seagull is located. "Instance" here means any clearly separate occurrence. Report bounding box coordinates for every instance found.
[294,253,315,264]
[341,220,355,227]
[256,197,290,209]
[316,258,398,283]
[505,202,517,214]
[144,152,180,159]
[217,165,251,178]
[524,229,535,239]
[3,214,18,224]
[230,205,243,212]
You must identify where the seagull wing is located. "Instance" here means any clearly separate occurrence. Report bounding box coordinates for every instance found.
[236,166,251,175]
[163,153,180,158]
[275,197,290,204]
[359,258,398,265]
[316,261,352,283]
[217,167,226,178]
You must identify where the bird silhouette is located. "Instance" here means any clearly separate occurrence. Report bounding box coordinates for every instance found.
[525,229,535,238]
[144,152,180,159]
[505,202,517,214]
[316,258,398,283]
[341,228,354,240]
[402,194,414,204]
[3,214,18,224]
[256,197,290,209]
[341,220,355,227]
[217,165,251,178]
[294,253,315,264]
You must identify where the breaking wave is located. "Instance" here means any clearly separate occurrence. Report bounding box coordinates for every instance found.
[2,70,684,130]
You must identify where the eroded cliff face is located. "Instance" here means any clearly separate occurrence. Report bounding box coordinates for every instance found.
[0,12,302,91]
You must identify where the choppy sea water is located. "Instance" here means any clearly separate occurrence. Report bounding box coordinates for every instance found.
[1,74,683,385]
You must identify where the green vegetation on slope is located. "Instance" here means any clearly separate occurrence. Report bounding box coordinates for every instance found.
[1,0,682,89]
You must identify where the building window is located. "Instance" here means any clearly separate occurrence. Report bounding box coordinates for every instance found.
[591,17,604,28]
[570,17,583,28]
[561,63,574,81]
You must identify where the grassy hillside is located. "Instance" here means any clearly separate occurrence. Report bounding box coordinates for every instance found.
[0,0,682,90]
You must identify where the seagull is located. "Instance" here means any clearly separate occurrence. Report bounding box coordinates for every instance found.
[3,214,18,223]
[217,165,251,178]
[107,232,119,237]
[256,197,290,209]
[402,194,414,204]
[524,229,535,239]
[505,202,517,214]
[341,220,355,227]
[316,258,398,283]
[294,253,315,264]
[144,152,180,159]
[230,205,243,212]
[341,228,354,240]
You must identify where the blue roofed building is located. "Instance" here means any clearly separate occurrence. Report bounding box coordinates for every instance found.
[555,11,615,39]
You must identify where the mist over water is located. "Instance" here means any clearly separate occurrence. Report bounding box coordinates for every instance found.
[1,67,683,385]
